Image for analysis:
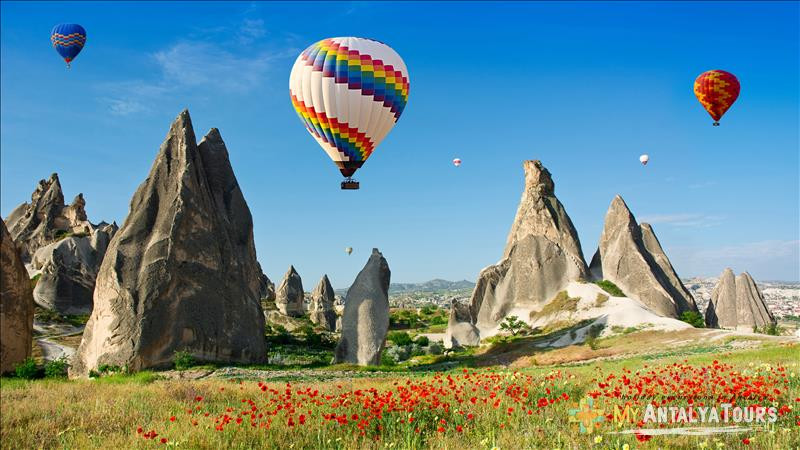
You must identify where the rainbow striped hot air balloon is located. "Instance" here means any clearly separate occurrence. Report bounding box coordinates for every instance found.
[51,24,87,68]
[289,37,410,189]
[694,70,740,126]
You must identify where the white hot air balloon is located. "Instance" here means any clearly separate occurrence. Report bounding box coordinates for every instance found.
[345,247,353,256]
[289,37,410,190]
[639,154,649,166]
[453,158,462,167]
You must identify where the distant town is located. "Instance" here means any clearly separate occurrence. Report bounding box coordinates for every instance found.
[381,278,800,319]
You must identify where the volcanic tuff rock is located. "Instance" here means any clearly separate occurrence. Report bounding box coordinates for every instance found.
[309,275,337,331]
[705,269,775,330]
[458,160,589,339]
[258,265,276,301]
[589,196,698,318]
[0,219,34,373]
[334,249,390,366]
[5,174,93,262]
[29,223,117,314]
[70,110,266,376]
[275,265,304,317]
[443,299,479,349]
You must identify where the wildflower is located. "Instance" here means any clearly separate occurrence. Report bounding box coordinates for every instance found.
[594,435,602,444]
[169,416,176,422]
[742,438,750,445]
[160,438,167,444]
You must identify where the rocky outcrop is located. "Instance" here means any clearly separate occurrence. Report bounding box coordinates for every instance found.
[275,265,304,317]
[70,110,266,376]
[29,223,117,314]
[443,299,479,349]
[334,249,390,365]
[5,174,93,262]
[705,269,775,330]
[454,160,589,340]
[589,196,698,318]
[309,275,337,330]
[1,218,34,374]
[257,265,275,301]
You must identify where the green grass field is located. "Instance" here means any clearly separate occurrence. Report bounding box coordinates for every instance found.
[2,332,798,449]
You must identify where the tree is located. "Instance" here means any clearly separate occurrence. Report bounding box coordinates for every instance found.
[499,315,528,336]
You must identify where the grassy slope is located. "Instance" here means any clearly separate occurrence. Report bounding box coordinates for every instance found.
[2,331,799,449]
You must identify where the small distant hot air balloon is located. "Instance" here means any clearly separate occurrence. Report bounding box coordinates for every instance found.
[345,247,353,256]
[639,154,649,166]
[50,24,86,68]
[453,158,462,167]
[694,70,740,126]
[289,37,410,190]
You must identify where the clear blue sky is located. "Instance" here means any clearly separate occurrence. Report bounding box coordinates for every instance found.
[2,1,798,286]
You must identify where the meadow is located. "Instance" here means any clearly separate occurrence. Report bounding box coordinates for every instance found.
[2,335,798,449]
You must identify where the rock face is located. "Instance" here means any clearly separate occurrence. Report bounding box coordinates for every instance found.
[454,160,589,340]
[1,219,35,373]
[275,265,304,317]
[705,269,775,330]
[5,174,116,314]
[29,224,117,314]
[334,249,390,366]
[257,265,276,301]
[70,110,266,376]
[309,275,337,331]
[589,196,698,318]
[5,174,93,262]
[443,299,479,349]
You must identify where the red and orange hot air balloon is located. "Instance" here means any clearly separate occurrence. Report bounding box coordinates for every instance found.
[694,70,740,126]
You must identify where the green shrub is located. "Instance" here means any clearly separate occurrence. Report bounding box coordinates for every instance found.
[387,331,413,346]
[98,364,122,374]
[755,323,783,336]
[532,291,580,319]
[584,324,605,350]
[594,293,609,307]
[44,357,69,378]
[420,306,438,316]
[14,358,38,380]
[679,311,705,328]
[30,274,42,290]
[428,315,447,326]
[413,335,430,346]
[173,350,195,371]
[426,342,443,355]
[499,315,529,336]
[594,280,624,297]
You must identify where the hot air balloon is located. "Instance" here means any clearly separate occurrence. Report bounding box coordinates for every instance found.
[50,24,86,68]
[639,154,649,166]
[345,247,353,255]
[453,158,462,167]
[694,70,740,126]
[289,37,410,189]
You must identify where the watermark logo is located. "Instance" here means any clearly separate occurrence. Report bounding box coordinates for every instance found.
[568,397,606,433]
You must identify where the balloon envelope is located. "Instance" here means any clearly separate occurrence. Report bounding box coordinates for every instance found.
[51,24,86,66]
[345,247,353,255]
[453,158,462,167]
[639,154,649,165]
[694,70,740,124]
[289,37,410,179]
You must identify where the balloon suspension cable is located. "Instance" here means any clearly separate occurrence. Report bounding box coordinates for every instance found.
[341,177,360,190]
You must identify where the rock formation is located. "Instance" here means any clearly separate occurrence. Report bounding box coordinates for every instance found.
[334,248,390,365]
[257,265,275,301]
[1,218,35,373]
[5,174,117,314]
[5,174,93,262]
[443,299,480,348]
[705,269,776,330]
[454,160,589,340]
[29,223,117,314]
[309,275,337,330]
[589,196,698,318]
[70,110,266,376]
[275,265,304,317]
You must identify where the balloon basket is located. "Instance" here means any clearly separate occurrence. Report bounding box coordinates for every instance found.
[713,121,720,126]
[341,179,360,190]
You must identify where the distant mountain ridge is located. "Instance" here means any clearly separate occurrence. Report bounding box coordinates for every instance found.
[389,279,475,293]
